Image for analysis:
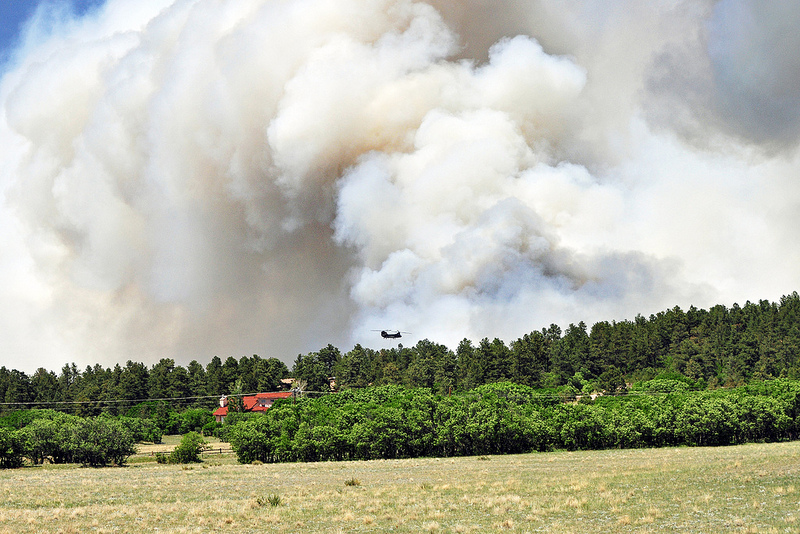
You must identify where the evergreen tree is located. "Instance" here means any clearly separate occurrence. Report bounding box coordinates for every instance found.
[31,368,59,404]
[187,360,207,398]
[205,356,224,396]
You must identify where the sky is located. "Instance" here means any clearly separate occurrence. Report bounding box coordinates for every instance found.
[0,0,104,66]
[0,2,37,61]
[1,0,800,374]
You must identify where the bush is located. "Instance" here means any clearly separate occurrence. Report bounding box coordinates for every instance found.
[18,418,62,464]
[169,432,207,464]
[145,426,163,444]
[201,421,221,437]
[632,379,690,394]
[0,427,24,468]
[228,417,278,464]
[125,401,177,435]
[226,381,800,464]
[64,417,136,467]
[0,409,65,430]
[179,409,213,434]
[2,414,138,468]
[256,494,282,507]
[120,417,162,444]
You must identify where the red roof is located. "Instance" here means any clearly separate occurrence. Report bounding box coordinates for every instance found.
[213,392,293,417]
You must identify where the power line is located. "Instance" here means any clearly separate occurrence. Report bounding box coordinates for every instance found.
[0,392,244,408]
[0,389,332,408]
[0,394,220,407]
[0,387,705,409]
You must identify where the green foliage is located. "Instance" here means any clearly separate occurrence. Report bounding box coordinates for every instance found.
[155,432,208,464]
[226,380,800,464]
[0,294,799,419]
[201,421,221,437]
[168,432,207,464]
[3,295,800,469]
[631,379,690,394]
[0,426,24,468]
[472,382,560,407]
[123,402,211,438]
[127,417,163,444]
[64,417,137,467]
[256,494,282,507]
[293,348,337,392]
[596,366,627,395]
[0,409,65,429]
[125,400,176,436]
[1,411,139,467]
[17,416,78,464]
[173,408,213,434]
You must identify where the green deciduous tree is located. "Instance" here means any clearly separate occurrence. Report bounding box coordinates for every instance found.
[0,426,24,468]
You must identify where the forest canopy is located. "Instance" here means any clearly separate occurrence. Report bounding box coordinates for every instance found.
[3,293,800,468]
[2,292,800,412]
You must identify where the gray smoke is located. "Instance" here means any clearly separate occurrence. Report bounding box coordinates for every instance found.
[647,0,800,150]
[1,0,799,373]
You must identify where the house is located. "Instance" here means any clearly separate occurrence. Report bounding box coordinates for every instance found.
[212,391,294,423]
[279,378,295,390]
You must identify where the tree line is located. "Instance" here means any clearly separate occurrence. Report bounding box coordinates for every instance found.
[293,292,800,393]
[0,411,140,468]
[0,355,289,414]
[0,404,219,468]
[226,380,800,463]
[0,401,222,468]
[2,292,800,413]
[3,291,800,468]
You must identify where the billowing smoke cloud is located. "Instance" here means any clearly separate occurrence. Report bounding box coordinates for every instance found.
[647,0,800,150]
[1,0,799,373]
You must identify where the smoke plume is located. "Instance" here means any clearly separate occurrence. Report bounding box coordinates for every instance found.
[2,0,799,372]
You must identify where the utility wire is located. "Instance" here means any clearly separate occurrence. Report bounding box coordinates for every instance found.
[0,387,701,408]
[0,394,221,407]
[0,389,332,407]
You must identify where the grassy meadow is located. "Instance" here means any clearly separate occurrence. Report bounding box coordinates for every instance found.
[0,441,798,533]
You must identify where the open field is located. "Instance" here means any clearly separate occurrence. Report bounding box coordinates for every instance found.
[1,441,799,533]
[132,435,233,459]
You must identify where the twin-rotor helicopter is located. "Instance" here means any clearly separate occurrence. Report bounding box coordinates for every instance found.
[372,329,411,339]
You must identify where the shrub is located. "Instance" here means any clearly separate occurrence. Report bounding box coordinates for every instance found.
[64,417,136,467]
[256,494,282,507]
[145,426,163,444]
[0,427,24,468]
[125,401,177,435]
[179,409,213,434]
[632,379,690,394]
[228,417,281,463]
[120,417,162,444]
[18,418,62,464]
[169,432,207,464]
[201,421,221,437]
[226,381,800,464]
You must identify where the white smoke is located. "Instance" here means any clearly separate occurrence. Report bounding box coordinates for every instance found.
[1,0,799,373]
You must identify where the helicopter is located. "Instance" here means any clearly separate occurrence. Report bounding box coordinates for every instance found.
[373,329,411,339]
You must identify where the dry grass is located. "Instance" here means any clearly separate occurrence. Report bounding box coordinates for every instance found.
[1,441,799,533]
[133,435,232,458]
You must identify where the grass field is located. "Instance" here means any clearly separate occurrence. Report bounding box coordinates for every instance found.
[133,435,232,458]
[1,441,799,533]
